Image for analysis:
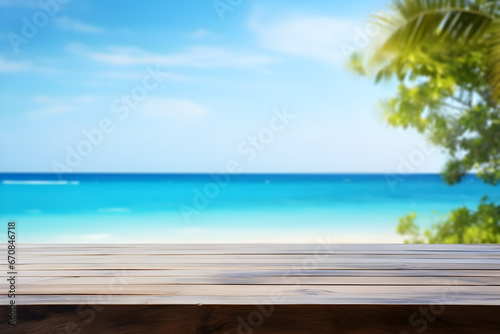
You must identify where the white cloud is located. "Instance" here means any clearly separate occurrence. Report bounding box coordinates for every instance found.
[67,43,279,68]
[35,95,52,103]
[28,104,76,117]
[56,16,103,33]
[189,29,212,39]
[75,95,96,104]
[0,56,30,72]
[249,13,360,65]
[28,95,95,117]
[35,95,96,104]
[140,98,210,120]
[95,69,196,82]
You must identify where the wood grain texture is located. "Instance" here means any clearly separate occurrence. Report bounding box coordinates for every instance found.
[2,244,500,305]
[1,305,499,334]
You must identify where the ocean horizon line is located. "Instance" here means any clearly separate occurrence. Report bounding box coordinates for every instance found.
[0,172,459,176]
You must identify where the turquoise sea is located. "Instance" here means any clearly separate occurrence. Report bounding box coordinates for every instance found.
[0,173,498,243]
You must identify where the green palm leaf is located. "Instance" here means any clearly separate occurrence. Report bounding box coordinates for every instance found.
[372,0,500,100]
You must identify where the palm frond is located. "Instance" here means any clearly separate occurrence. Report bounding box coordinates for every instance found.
[489,19,500,99]
[372,0,500,99]
[376,0,496,52]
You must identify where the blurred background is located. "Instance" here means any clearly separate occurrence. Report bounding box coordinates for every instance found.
[0,0,498,244]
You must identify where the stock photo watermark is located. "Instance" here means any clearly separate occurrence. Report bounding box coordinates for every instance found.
[399,279,466,334]
[340,8,396,59]
[385,139,437,192]
[7,0,70,53]
[225,238,338,334]
[51,65,169,178]
[47,269,133,334]
[178,106,297,223]
[213,0,244,21]
[6,221,17,326]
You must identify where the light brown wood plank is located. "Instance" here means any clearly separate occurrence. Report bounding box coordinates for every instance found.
[16,254,500,261]
[13,243,500,254]
[5,290,500,305]
[13,269,500,277]
[12,263,500,270]
[2,244,500,306]
[5,285,499,299]
[10,276,500,286]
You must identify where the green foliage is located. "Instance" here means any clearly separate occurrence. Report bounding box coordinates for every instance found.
[371,0,500,99]
[397,212,424,243]
[351,0,500,186]
[351,0,500,243]
[397,198,500,243]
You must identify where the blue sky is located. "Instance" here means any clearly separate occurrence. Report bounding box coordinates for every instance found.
[0,0,447,173]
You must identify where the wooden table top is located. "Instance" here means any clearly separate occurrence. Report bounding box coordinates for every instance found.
[2,244,500,305]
